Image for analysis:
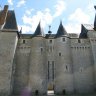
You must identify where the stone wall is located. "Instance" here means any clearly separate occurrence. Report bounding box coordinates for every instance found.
[13,38,31,94]
[29,37,47,95]
[71,38,94,93]
[0,31,18,96]
[12,33,96,95]
[54,37,74,94]
[89,38,96,90]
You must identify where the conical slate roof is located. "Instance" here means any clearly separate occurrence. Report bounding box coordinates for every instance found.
[33,22,44,37]
[55,21,67,38]
[79,24,88,38]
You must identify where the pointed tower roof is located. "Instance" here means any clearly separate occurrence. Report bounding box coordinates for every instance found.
[55,21,67,38]
[33,22,44,37]
[79,24,88,38]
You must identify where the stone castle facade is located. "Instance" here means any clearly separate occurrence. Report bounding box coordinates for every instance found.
[0,5,96,96]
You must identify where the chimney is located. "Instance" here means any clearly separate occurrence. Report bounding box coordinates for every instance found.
[4,5,8,12]
[0,5,8,25]
[94,6,96,31]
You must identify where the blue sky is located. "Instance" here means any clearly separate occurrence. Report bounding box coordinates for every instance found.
[0,0,96,34]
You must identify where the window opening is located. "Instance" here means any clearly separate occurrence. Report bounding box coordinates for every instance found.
[49,40,52,43]
[59,52,61,56]
[66,65,68,70]
[41,48,43,53]
[52,61,54,80]
[23,40,25,44]
[78,39,81,43]
[62,38,65,42]
[48,61,50,80]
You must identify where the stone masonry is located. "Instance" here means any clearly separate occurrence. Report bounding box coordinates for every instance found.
[0,5,96,96]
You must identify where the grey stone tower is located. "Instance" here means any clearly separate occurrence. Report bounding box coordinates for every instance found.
[29,22,47,95]
[54,22,74,94]
[0,5,18,96]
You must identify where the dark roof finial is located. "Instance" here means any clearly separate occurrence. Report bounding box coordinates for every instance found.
[94,6,96,31]
[49,25,51,31]
[48,25,52,34]
[19,27,22,34]
[60,20,62,24]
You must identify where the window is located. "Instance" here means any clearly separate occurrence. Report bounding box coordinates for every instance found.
[66,65,68,70]
[62,38,65,42]
[23,40,25,44]
[48,61,50,80]
[78,39,81,43]
[79,67,83,72]
[49,40,52,43]
[52,61,54,80]
[59,52,61,56]
[41,48,43,53]
[48,61,55,81]
[64,65,69,72]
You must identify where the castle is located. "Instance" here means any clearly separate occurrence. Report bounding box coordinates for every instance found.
[0,5,96,96]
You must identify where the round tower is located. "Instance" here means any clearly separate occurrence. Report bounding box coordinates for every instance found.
[54,22,74,94]
[28,22,47,95]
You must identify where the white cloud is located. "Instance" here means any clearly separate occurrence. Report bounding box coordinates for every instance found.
[21,8,53,33]
[53,0,66,17]
[20,0,67,33]
[86,2,95,23]
[8,0,13,5]
[69,8,90,24]
[65,23,81,34]
[25,9,34,15]
[18,25,32,34]
[65,8,92,34]
[17,0,26,7]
